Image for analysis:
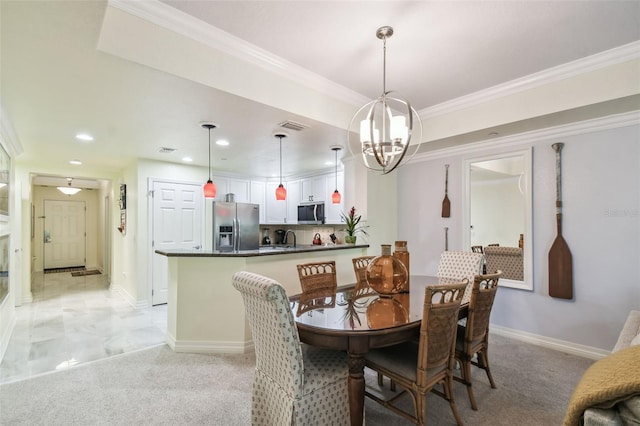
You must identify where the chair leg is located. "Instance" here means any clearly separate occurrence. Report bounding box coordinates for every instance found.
[478,350,497,389]
[462,357,478,411]
[444,377,464,426]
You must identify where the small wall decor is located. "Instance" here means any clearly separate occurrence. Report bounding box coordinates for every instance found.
[118,184,126,234]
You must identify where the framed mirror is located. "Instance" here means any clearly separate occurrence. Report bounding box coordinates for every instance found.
[462,148,533,290]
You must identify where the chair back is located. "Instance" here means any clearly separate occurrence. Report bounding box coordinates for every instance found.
[465,272,501,347]
[352,256,375,293]
[232,271,304,396]
[297,261,337,294]
[471,245,484,253]
[436,251,484,303]
[417,281,468,383]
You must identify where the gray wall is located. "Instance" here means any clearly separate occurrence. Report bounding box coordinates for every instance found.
[397,118,639,352]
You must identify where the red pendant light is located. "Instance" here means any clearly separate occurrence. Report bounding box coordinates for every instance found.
[202,123,217,198]
[331,146,342,204]
[275,133,288,200]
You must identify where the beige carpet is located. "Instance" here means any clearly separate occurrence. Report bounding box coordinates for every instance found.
[0,334,593,425]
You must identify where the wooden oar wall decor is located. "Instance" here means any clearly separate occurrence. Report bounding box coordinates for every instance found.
[441,164,451,217]
[548,142,573,299]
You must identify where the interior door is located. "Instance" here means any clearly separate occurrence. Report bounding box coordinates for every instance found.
[151,181,203,305]
[43,200,86,269]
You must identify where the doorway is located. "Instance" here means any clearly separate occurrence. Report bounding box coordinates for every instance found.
[150,180,203,305]
[43,200,86,270]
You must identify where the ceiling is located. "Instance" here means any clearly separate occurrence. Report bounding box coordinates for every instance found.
[1,1,639,187]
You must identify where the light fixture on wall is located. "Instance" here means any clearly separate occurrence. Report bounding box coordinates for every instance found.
[331,146,342,204]
[202,123,217,198]
[275,132,288,200]
[57,178,81,196]
[348,26,422,174]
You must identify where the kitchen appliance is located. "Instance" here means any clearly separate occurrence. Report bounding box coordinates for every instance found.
[262,229,271,245]
[274,229,286,245]
[297,202,325,225]
[212,201,260,251]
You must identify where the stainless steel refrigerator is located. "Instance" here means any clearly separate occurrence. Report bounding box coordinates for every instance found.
[212,202,260,251]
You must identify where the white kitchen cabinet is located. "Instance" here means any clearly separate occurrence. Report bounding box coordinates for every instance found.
[228,178,250,202]
[265,182,288,224]
[286,180,300,224]
[324,171,344,224]
[211,176,229,201]
[250,180,266,224]
[301,176,326,203]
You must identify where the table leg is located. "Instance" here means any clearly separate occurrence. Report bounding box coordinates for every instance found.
[348,354,366,426]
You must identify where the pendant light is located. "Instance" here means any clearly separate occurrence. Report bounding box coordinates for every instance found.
[331,146,342,204]
[275,133,287,200]
[202,123,217,198]
[347,26,422,174]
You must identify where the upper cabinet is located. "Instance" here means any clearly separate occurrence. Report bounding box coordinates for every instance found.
[228,178,250,203]
[286,180,301,225]
[250,180,266,224]
[265,182,288,224]
[301,176,326,203]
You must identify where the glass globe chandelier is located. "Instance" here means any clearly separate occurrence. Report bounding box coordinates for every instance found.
[348,26,422,174]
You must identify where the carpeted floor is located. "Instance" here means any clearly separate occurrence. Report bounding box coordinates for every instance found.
[0,334,593,425]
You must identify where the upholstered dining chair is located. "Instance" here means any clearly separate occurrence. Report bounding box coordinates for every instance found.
[436,251,484,305]
[232,271,350,425]
[453,271,501,411]
[363,281,469,426]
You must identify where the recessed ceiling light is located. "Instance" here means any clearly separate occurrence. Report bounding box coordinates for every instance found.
[69,159,82,165]
[75,133,94,141]
[182,157,193,162]
[488,132,499,137]
[216,139,229,146]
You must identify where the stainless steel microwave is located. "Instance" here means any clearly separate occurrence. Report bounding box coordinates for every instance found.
[297,202,325,224]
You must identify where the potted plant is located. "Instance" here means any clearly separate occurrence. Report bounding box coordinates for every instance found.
[341,206,368,244]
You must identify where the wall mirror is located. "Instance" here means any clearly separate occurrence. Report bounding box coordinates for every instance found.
[462,148,533,290]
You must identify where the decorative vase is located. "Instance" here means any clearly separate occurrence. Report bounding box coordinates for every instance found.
[345,235,357,244]
[366,298,408,329]
[393,241,410,293]
[365,244,408,297]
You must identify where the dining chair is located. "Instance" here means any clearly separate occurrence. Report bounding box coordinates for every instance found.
[471,245,483,253]
[297,261,338,296]
[232,271,350,425]
[453,271,501,410]
[436,250,484,304]
[363,281,469,426]
[352,256,376,294]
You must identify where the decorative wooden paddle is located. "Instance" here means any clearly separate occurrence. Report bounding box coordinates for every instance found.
[549,143,573,299]
[442,164,451,217]
[444,227,449,251]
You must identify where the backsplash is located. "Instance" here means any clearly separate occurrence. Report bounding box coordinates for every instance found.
[260,225,350,246]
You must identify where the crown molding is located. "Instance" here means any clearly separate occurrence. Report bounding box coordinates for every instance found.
[107,0,368,107]
[419,41,640,120]
[411,110,640,163]
[109,1,639,122]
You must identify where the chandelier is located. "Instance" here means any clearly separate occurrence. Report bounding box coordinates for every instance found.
[274,133,287,200]
[348,26,422,174]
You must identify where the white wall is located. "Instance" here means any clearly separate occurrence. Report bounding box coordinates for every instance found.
[396,115,640,352]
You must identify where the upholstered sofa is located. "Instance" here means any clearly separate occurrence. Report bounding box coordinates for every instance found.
[566,310,640,425]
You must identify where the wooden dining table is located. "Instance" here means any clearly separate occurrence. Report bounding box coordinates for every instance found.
[290,275,468,426]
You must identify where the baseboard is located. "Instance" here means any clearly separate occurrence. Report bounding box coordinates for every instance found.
[490,324,610,360]
[166,332,254,354]
[109,284,148,310]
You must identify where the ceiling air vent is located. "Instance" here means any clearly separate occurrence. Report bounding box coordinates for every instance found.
[278,120,309,131]
[158,147,176,154]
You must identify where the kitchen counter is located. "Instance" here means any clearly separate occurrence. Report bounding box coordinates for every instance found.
[155,243,370,354]
[155,243,369,257]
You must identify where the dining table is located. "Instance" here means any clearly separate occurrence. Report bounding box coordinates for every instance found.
[290,275,469,426]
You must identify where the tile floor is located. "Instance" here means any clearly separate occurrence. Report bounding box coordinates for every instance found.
[0,270,167,384]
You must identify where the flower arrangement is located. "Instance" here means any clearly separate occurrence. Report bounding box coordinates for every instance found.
[341,206,368,239]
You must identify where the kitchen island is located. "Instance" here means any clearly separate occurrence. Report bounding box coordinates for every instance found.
[155,244,369,354]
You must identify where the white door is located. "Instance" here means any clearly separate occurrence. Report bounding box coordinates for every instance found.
[152,181,203,305]
[43,200,86,269]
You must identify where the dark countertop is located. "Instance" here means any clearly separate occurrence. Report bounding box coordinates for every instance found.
[155,244,369,257]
